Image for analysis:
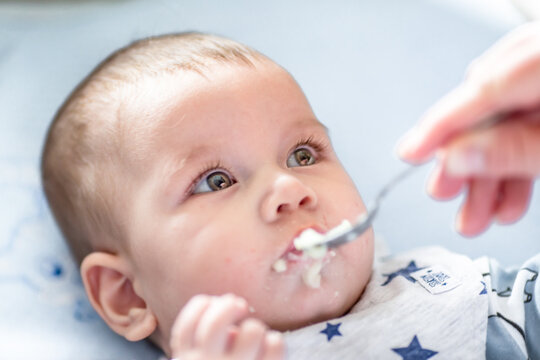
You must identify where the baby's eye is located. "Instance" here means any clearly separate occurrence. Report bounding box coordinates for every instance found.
[287,147,316,167]
[193,171,235,194]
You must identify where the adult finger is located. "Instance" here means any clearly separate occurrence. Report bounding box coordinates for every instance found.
[397,83,496,163]
[456,178,500,236]
[480,42,540,111]
[426,162,466,200]
[398,24,540,163]
[466,21,540,81]
[495,178,533,224]
[443,120,540,178]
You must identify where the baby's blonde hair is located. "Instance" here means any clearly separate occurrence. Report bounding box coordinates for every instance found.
[41,33,265,264]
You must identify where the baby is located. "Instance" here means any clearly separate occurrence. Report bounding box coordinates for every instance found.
[41,33,372,358]
[41,33,539,359]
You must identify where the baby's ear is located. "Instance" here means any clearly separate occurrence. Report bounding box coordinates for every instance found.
[81,252,157,341]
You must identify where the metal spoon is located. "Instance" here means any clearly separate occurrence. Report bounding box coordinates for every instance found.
[296,166,419,250]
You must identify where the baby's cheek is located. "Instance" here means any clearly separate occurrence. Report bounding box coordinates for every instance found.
[342,230,373,270]
[330,182,366,216]
[203,255,263,293]
[348,191,367,214]
[336,240,373,300]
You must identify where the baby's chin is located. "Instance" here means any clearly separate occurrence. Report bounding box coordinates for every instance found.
[263,249,371,331]
[263,282,364,332]
[267,305,355,332]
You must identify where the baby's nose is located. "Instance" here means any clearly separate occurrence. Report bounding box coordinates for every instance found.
[260,173,318,223]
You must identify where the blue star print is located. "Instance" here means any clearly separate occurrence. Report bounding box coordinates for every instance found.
[382,261,426,286]
[479,281,487,295]
[320,322,342,341]
[392,335,438,360]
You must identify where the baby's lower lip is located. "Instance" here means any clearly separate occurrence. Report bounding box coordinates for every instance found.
[284,250,304,263]
[271,252,306,273]
[272,250,337,289]
[286,247,303,258]
[274,248,336,270]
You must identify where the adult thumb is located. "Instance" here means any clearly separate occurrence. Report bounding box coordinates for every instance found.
[442,120,540,178]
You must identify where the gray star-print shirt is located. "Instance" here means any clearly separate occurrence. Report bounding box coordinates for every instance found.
[284,247,540,359]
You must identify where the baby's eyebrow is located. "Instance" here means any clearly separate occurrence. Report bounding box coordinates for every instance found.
[159,147,211,199]
[293,118,329,135]
[315,121,329,134]
[308,121,330,138]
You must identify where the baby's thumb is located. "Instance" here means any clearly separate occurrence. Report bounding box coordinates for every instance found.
[442,121,540,178]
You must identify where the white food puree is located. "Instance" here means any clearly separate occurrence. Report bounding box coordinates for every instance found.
[271,220,352,288]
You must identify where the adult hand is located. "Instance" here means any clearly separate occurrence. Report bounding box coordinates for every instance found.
[169,294,284,360]
[397,21,540,236]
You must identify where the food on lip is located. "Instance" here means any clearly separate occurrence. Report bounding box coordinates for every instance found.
[293,228,325,251]
[303,243,327,259]
[294,219,353,251]
[271,220,351,289]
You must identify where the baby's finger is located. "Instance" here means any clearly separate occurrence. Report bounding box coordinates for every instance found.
[495,178,533,224]
[427,162,465,200]
[195,294,249,354]
[230,318,267,359]
[456,178,499,236]
[260,331,285,360]
[170,295,212,354]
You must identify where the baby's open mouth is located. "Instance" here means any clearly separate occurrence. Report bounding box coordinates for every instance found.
[272,224,351,288]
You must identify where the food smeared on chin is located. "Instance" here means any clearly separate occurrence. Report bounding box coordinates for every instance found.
[272,258,287,273]
[272,220,352,288]
[302,259,325,288]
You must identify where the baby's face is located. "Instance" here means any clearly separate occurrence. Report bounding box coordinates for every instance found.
[120,61,373,340]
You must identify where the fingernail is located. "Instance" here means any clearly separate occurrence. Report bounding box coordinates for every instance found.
[426,172,438,199]
[266,331,283,343]
[455,210,465,234]
[236,297,248,308]
[446,148,484,176]
[396,129,419,159]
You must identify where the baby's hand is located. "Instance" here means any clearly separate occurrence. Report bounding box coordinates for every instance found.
[169,294,285,360]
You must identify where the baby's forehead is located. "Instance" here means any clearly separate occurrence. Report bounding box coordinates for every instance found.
[116,61,297,144]
[111,69,318,189]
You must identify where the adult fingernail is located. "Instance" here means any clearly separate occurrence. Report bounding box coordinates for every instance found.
[455,210,465,234]
[396,129,419,159]
[426,172,440,199]
[446,148,484,176]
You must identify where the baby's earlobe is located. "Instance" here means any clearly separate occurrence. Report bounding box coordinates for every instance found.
[80,252,157,341]
[124,307,158,341]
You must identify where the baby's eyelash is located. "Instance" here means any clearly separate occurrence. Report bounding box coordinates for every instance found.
[292,135,329,156]
[186,161,232,195]
[185,137,328,197]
